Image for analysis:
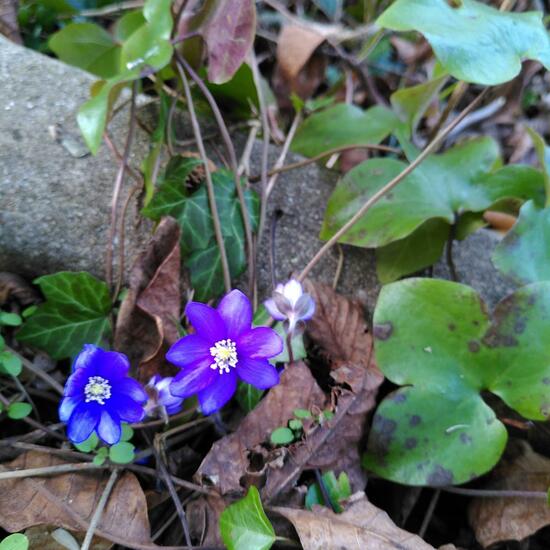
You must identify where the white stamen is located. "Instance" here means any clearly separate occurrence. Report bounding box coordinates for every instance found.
[209,339,238,375]
[84,376,112,405]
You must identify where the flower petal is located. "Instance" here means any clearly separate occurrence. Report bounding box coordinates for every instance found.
[264,298,285,321]
[63,367,91,397]
[198,372,237,415]
[295,293,315,320]
[283,279,303,306]
[59,396,81,422]
[237,327,283,359]
[170,358,218,399]
[97,410,121,445]
[217,289,252,338]
[71,344,102,372]
[96,350,130,380]
[185,302,226,341]
[166,334,211,368]
[109,394,145,423]
[67,401,100,444]
[237,357,279,389]
[115,378,148,404]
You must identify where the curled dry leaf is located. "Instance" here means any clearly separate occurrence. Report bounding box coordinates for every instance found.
[186,493,226,547]
[114,217,181,381]
[275,491,437,550]
[469,441,550,547]
[0,452,152,547]
[196,362,326,495]
[0,272,41,307]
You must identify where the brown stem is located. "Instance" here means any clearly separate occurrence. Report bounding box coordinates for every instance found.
[175,62,232,293]
[249,143,400,183]
[441,486,547,499]
[298,89,489,282]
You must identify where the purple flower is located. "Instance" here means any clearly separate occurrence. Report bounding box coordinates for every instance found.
[144,375,184,418]
[59,345,147,445]
[264,279,315,335]
[167,289,283,415]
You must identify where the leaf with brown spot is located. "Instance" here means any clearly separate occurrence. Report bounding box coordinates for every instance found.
[195,362,326,495]
[469,441,550,547]
[114,217,181,382]
[275,492,437,549]
[0,452,152,547]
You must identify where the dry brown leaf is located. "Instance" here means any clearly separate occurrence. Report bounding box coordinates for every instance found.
[0,452,152,547]
[0,272,41,307]
[114,217,181,381]
[186,494,226,547]
[25,526,111,550]
[304,281,375,370]
[196,362,326,495]
[0,0,22,44]
[275,492,436,550]
[469,441,550,547]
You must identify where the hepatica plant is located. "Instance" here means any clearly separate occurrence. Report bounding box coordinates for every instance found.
[167,290,283,415]
[59,345,147,445]
[364,278,550,486]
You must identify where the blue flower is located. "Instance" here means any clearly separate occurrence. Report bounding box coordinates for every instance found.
[144,375,184,418]
[59,345,147,445]
[167,290,283,415]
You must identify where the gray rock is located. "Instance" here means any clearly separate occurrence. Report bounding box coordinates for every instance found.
[0,35,152,282]
[0,36,515,314]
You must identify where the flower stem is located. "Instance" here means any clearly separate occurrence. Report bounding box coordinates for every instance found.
[286,334,294,364]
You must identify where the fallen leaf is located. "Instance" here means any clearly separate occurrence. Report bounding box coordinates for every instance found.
[275,491,437,549]
[114,217,181,381]
[0,273,40,307]
[186,494,226,547]
[196,362,326,495]
[202,0,256,84]
[25,526,111,550]
[304,281,375,369]
[469,441,550,547]
[0,452,152,547]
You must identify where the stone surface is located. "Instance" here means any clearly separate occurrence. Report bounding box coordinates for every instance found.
[0,36,515,314]
[0,35,152,282]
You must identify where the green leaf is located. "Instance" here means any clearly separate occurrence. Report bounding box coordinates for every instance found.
[219,486,276,550]
[305,471,351,513]
[0,311,22,326]
[321,137,545,277]
[0,534,29,550]
[17,272,111,359]
[377,0,550,85]
[292,103,400,157]
[526,127,550,205]
[0,351,22,376]
[74,432,99,453]
[270,427,295,446]
[8,402,32,420]
[293,409,312,419]
[109,441,135,464]
[390,75,448,135]
[492,200,550,284]
[288,419,303,431]
[236,382,264,412]
[364,278,550,486]
[93,448,108,466]
[49,23,121,79]
[376,219,449,283]
[114,10,146,42]
[121,423,134,442]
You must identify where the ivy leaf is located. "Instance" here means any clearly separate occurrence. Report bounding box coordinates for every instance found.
[8,402,32,420]
[390,74,448,135]
[292,103,400,157]
[17,272,111,360]
[113,10,146,42]
[492,200,550,284]
[322,137,545,279]
[49,23,121,79]
[219,486,276,550]
[364,278,550,486]
[378,0,550,85]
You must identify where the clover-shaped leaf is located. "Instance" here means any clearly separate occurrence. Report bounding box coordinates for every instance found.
[364,278,550,486]
[378,0,550,85]
[321,136,545,281]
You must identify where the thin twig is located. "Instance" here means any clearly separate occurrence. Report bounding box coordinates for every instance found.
[6,345,64,395]
[103,132,143,186]
[105,82,138,296]
[419,489,440,538]
[176,62,231,293]
[249,143,399,183]
[0,462,102,480]
[297,89,489,282]
[332,244,344,290]
[238,122,261,177]
[441,486,547,499]
[314,468,337,512]
[177,53,255,294]
[81,468,120,550]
